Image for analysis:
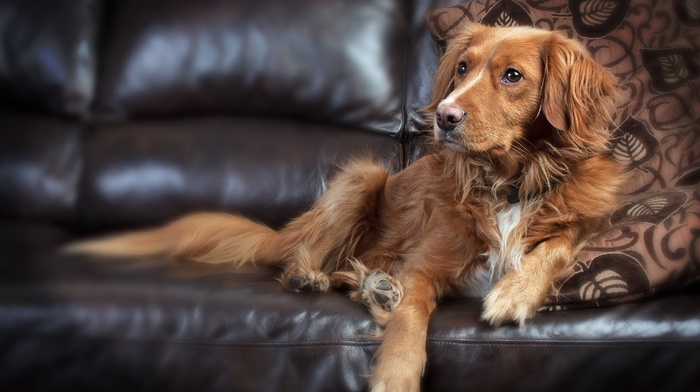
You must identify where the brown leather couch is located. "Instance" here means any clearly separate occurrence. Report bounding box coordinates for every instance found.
[1,0,698,391]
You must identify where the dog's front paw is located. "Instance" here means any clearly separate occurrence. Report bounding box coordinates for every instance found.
[481,275,544,327]
[280,267,330,292]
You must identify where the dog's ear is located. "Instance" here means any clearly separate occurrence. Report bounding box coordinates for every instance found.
[423,23,481,113]
[425,45,461,111]
[542,33,619,152]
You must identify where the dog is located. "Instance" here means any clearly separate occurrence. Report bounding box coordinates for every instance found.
[68,23,624,392]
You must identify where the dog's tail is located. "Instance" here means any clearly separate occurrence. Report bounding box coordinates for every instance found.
[64,212,289,266]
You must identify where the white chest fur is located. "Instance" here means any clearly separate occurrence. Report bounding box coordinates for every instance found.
[496,203,523,266]
[462,203,525,297]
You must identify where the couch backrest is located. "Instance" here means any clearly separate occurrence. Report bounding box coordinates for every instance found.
[0,0,96,227]
[0,0,97,117]
[95,0,406,133]
[0,0,458,232]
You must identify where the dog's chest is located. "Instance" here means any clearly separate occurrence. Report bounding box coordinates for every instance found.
[495,203,521,245]
[462,202,526,297]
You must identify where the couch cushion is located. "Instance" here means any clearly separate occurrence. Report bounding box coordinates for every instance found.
[0,114,82,225]
[96,0,406,134]
[0,248,698,391]
[0,251,376,392]
[0,0,97,117]
[549,186,700,309]
[78,117,401,231]
[425,291,700,391]
[0,221,74,253]
[425,0,700,309]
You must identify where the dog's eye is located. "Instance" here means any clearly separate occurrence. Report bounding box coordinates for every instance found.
[503,69,522,84]
[457,62,467,76]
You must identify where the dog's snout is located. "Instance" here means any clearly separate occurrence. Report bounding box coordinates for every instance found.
[436,105,465,132]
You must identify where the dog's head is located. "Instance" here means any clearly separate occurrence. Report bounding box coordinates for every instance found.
[426,24,618,157]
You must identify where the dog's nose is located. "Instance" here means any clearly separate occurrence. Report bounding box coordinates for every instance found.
[436,104,465,132]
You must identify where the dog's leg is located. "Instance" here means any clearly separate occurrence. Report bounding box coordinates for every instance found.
[331,259,403,313]
[279,160,388,292]
[369,273,437,392]
[481,235,574,326]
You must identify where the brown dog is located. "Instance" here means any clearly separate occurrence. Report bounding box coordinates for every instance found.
[69,24,624,391]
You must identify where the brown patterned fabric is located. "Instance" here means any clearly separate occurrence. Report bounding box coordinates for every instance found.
[426,0,700,310]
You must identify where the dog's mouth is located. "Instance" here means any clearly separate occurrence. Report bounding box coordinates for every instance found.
[435,127,510,155]
[436,128,456,143]
[435,128,467,151]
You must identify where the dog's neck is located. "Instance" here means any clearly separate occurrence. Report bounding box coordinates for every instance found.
[441,138,568,204]
[493,141,569,202]
[484,117,592,203]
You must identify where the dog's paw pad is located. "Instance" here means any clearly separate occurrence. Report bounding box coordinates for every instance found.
[362,271,402,312]
[290,276,308,291]
[281,269,330,292]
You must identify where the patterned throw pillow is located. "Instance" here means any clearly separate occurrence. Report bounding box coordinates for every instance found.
[426,0,700,310]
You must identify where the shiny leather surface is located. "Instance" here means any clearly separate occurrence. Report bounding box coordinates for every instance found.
[0,114,82,225]
[0,237,698,391]
[80,117,401,230]
[0,247,376,392]
[0,0,698,391]
[97,0,405,134]
[0,0,97,117]
[426,292,700,391]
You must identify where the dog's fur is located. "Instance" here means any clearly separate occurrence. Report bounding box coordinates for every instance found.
[68,24,624,391]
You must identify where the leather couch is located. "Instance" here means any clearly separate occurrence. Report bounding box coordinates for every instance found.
[1,0,698,391]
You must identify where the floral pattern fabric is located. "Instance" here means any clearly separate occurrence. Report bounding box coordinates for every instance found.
[426,0,700,309]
